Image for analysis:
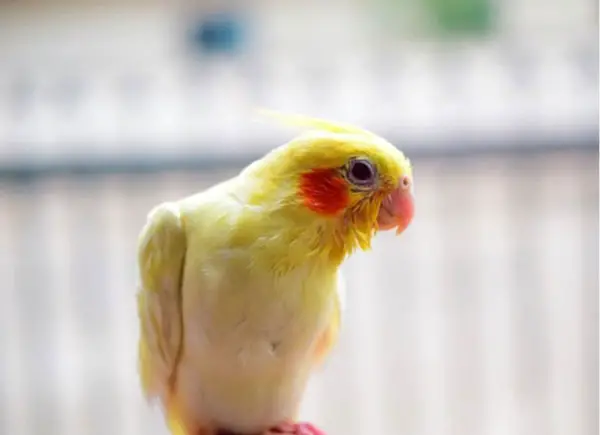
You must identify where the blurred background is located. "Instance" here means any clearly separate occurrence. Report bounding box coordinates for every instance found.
[0,0,598,435]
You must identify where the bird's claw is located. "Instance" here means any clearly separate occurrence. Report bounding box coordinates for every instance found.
[265,421,325,435]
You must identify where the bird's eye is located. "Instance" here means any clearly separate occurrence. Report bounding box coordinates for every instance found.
[347,158,376,187]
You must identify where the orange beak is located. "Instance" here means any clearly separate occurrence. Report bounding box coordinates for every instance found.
[377,175,415,234]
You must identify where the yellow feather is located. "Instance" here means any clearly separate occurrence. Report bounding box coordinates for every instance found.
[254,108,379,138]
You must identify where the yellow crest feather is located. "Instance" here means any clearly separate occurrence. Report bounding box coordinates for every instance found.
[255,108,378,139]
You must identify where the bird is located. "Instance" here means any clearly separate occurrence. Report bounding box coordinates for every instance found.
[136,112,415,435]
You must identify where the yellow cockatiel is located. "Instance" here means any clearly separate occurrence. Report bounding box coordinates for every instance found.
[136,113,415,435]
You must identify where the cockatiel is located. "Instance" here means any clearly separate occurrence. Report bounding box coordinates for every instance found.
[136,112,415,435]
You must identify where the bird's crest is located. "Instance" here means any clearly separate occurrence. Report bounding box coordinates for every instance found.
[255,108,378,139]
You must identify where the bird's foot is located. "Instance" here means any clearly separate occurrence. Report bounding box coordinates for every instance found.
[265,421,325,435]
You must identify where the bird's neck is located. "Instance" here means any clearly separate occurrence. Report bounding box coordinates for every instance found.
[238,170,376,272]
[252,202,373,276]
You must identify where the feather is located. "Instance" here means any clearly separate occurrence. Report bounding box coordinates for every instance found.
[254,108,379,138]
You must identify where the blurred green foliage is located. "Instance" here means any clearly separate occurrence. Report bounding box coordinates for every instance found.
[374,0,493,38]
[426,0,493,36]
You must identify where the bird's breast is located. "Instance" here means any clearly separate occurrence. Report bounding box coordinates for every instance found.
[177,262,338,431]
[183,261,337,367]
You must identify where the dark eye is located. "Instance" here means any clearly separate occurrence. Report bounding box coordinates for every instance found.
[347,158,376,186]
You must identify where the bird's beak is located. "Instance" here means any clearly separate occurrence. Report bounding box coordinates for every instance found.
[377,176,415,235]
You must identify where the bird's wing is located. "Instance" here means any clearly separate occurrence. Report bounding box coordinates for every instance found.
[312,270,346,366]
[136,202,187,402]
[336,269,347,314]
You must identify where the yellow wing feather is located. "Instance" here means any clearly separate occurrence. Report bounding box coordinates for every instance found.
[137,202,187,402]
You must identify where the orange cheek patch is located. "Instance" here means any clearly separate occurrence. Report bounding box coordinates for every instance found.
[299,168,350,216]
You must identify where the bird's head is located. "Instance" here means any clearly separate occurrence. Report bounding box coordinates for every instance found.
[245,112,415,264]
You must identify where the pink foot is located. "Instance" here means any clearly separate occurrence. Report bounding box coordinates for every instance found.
[266,421,326,435]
